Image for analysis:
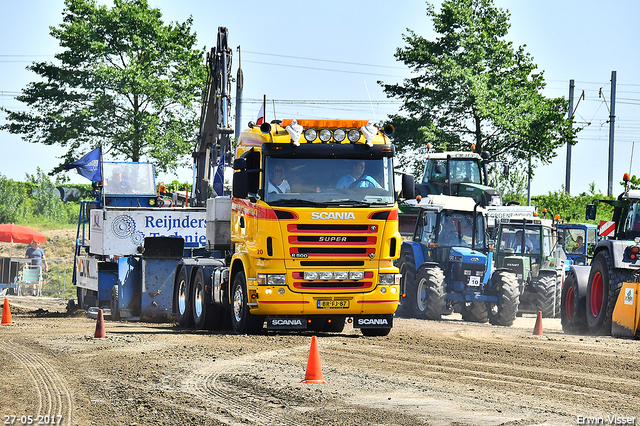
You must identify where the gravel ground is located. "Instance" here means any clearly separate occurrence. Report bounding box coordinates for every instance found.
[0,296,639,426]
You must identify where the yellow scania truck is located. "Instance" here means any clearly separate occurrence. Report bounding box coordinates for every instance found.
[205,118,415,335]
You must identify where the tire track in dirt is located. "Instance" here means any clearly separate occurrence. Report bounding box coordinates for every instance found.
[183,345,314,426]
[0,340,74,425]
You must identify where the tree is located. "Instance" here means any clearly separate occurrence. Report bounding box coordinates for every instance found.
[380,0,577,177]
[1,0,205,176]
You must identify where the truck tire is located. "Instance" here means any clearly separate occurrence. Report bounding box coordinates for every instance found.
[487,271,519,327]
[461,302,488,323]
[361,327,391,337]
[586,251,634,335]
[175,266,192,328]
[231,271,263,334]
[561,269,588,334]
[414,265,446,320]
[396,247,416,318]
[532,274,557,318]
[192,268,221,330]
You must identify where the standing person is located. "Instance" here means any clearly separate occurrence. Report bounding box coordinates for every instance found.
[25,241,49,272]
[336,160,380,189]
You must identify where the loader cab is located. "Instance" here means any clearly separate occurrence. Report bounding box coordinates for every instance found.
[557,223,597,266]
[101,162,159,208]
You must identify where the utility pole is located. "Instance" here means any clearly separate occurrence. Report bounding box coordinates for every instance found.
[565,79,575,194]
[235,46,243,140]
[608,71,617,197]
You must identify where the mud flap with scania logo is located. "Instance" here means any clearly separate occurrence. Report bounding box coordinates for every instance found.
[266,317,307,330]
[352,314,393,329]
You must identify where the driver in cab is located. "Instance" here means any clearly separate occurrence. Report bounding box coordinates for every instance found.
[336,160,380,189]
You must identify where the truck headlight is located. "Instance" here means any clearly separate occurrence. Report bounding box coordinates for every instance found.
[379,273,399,285]
[258,274,286,286]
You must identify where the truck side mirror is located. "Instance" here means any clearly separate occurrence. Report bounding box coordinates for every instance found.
[481,151,490,161]
[401,174,415,200]
[585,204,596,221]
[232,171,249,199]
[233,158,247,170]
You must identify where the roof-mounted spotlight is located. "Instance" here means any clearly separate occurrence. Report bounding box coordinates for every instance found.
[347,129,360,143]
[383,124,394,136]
[319,129,332,143]
[333,128,346,142]
[304,129,317,142]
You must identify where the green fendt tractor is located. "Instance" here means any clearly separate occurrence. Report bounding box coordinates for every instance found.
[494,217,566,318]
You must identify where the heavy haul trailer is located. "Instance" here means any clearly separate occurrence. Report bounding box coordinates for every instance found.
[72,25,415,336]
[561,176,640,337]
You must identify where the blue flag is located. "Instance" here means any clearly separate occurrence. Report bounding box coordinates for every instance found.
[64,147,102,182]
[213,152,225,196]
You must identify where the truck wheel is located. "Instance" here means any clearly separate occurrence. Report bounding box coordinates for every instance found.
[175,266,193,328]
[487,271,519,326]
[231,271,263,334]
[461,302,488,323]
[192,268,220,330]
[396,247,416,318]
[561,269,588,334]
[361,327,391,337]
[532,274,557,318]
[414,265,446,320]
[586,251,634,335]
[110,285,120,321]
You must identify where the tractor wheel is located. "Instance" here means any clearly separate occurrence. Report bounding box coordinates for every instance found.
[414,265,446,320]
[192,268,223,331]
[532,274,558,318]
[561,269,588,334]
[396,247,416,318]
[461,301,488,323]
[586,251,634,335]
[555,274,563,318]
[110,285,120,321]
[487,271,519,327]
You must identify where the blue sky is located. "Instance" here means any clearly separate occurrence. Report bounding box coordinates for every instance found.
[2,0,640,198]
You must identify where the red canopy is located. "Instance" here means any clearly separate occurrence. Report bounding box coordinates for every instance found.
[0,224,47,244]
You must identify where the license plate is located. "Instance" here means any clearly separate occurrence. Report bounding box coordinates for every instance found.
[317,300,350,309]
[468,276,481,287]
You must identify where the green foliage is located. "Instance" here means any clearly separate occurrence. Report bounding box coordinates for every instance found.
[531,183,613,224]
[24,168,80,224]
[488,165,528,206]
[380,0,577,174]
[1,0,206,177]
[0,175,29,224]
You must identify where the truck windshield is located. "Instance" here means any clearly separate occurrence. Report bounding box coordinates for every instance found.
[423,159,482,185]
[498,225,541,255]
[264,157,395,205]
[103,162,156,196]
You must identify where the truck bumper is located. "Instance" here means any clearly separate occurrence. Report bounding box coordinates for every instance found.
[250,285,400,316]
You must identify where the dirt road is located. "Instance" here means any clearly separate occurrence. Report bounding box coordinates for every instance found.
[0,296,638,426]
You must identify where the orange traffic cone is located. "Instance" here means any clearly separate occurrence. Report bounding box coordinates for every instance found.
[301,336,327,384]
[93,309,106,339]
[1,298,13,325]
[533,310,543,336]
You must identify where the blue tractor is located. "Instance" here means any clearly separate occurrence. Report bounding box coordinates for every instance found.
[396,195,519,326]
[556,223,598,266]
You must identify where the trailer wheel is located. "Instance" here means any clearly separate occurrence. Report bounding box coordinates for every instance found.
[561,269,588,334]
[396,247,416,318]
[361,327,391,337]
[414,265,446,320]
[487,271,519,326]
[461,302,488,323]
[175,266,192,328]
[192,268,220,330]
[231,271,263,334]
[532,274,557,318]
